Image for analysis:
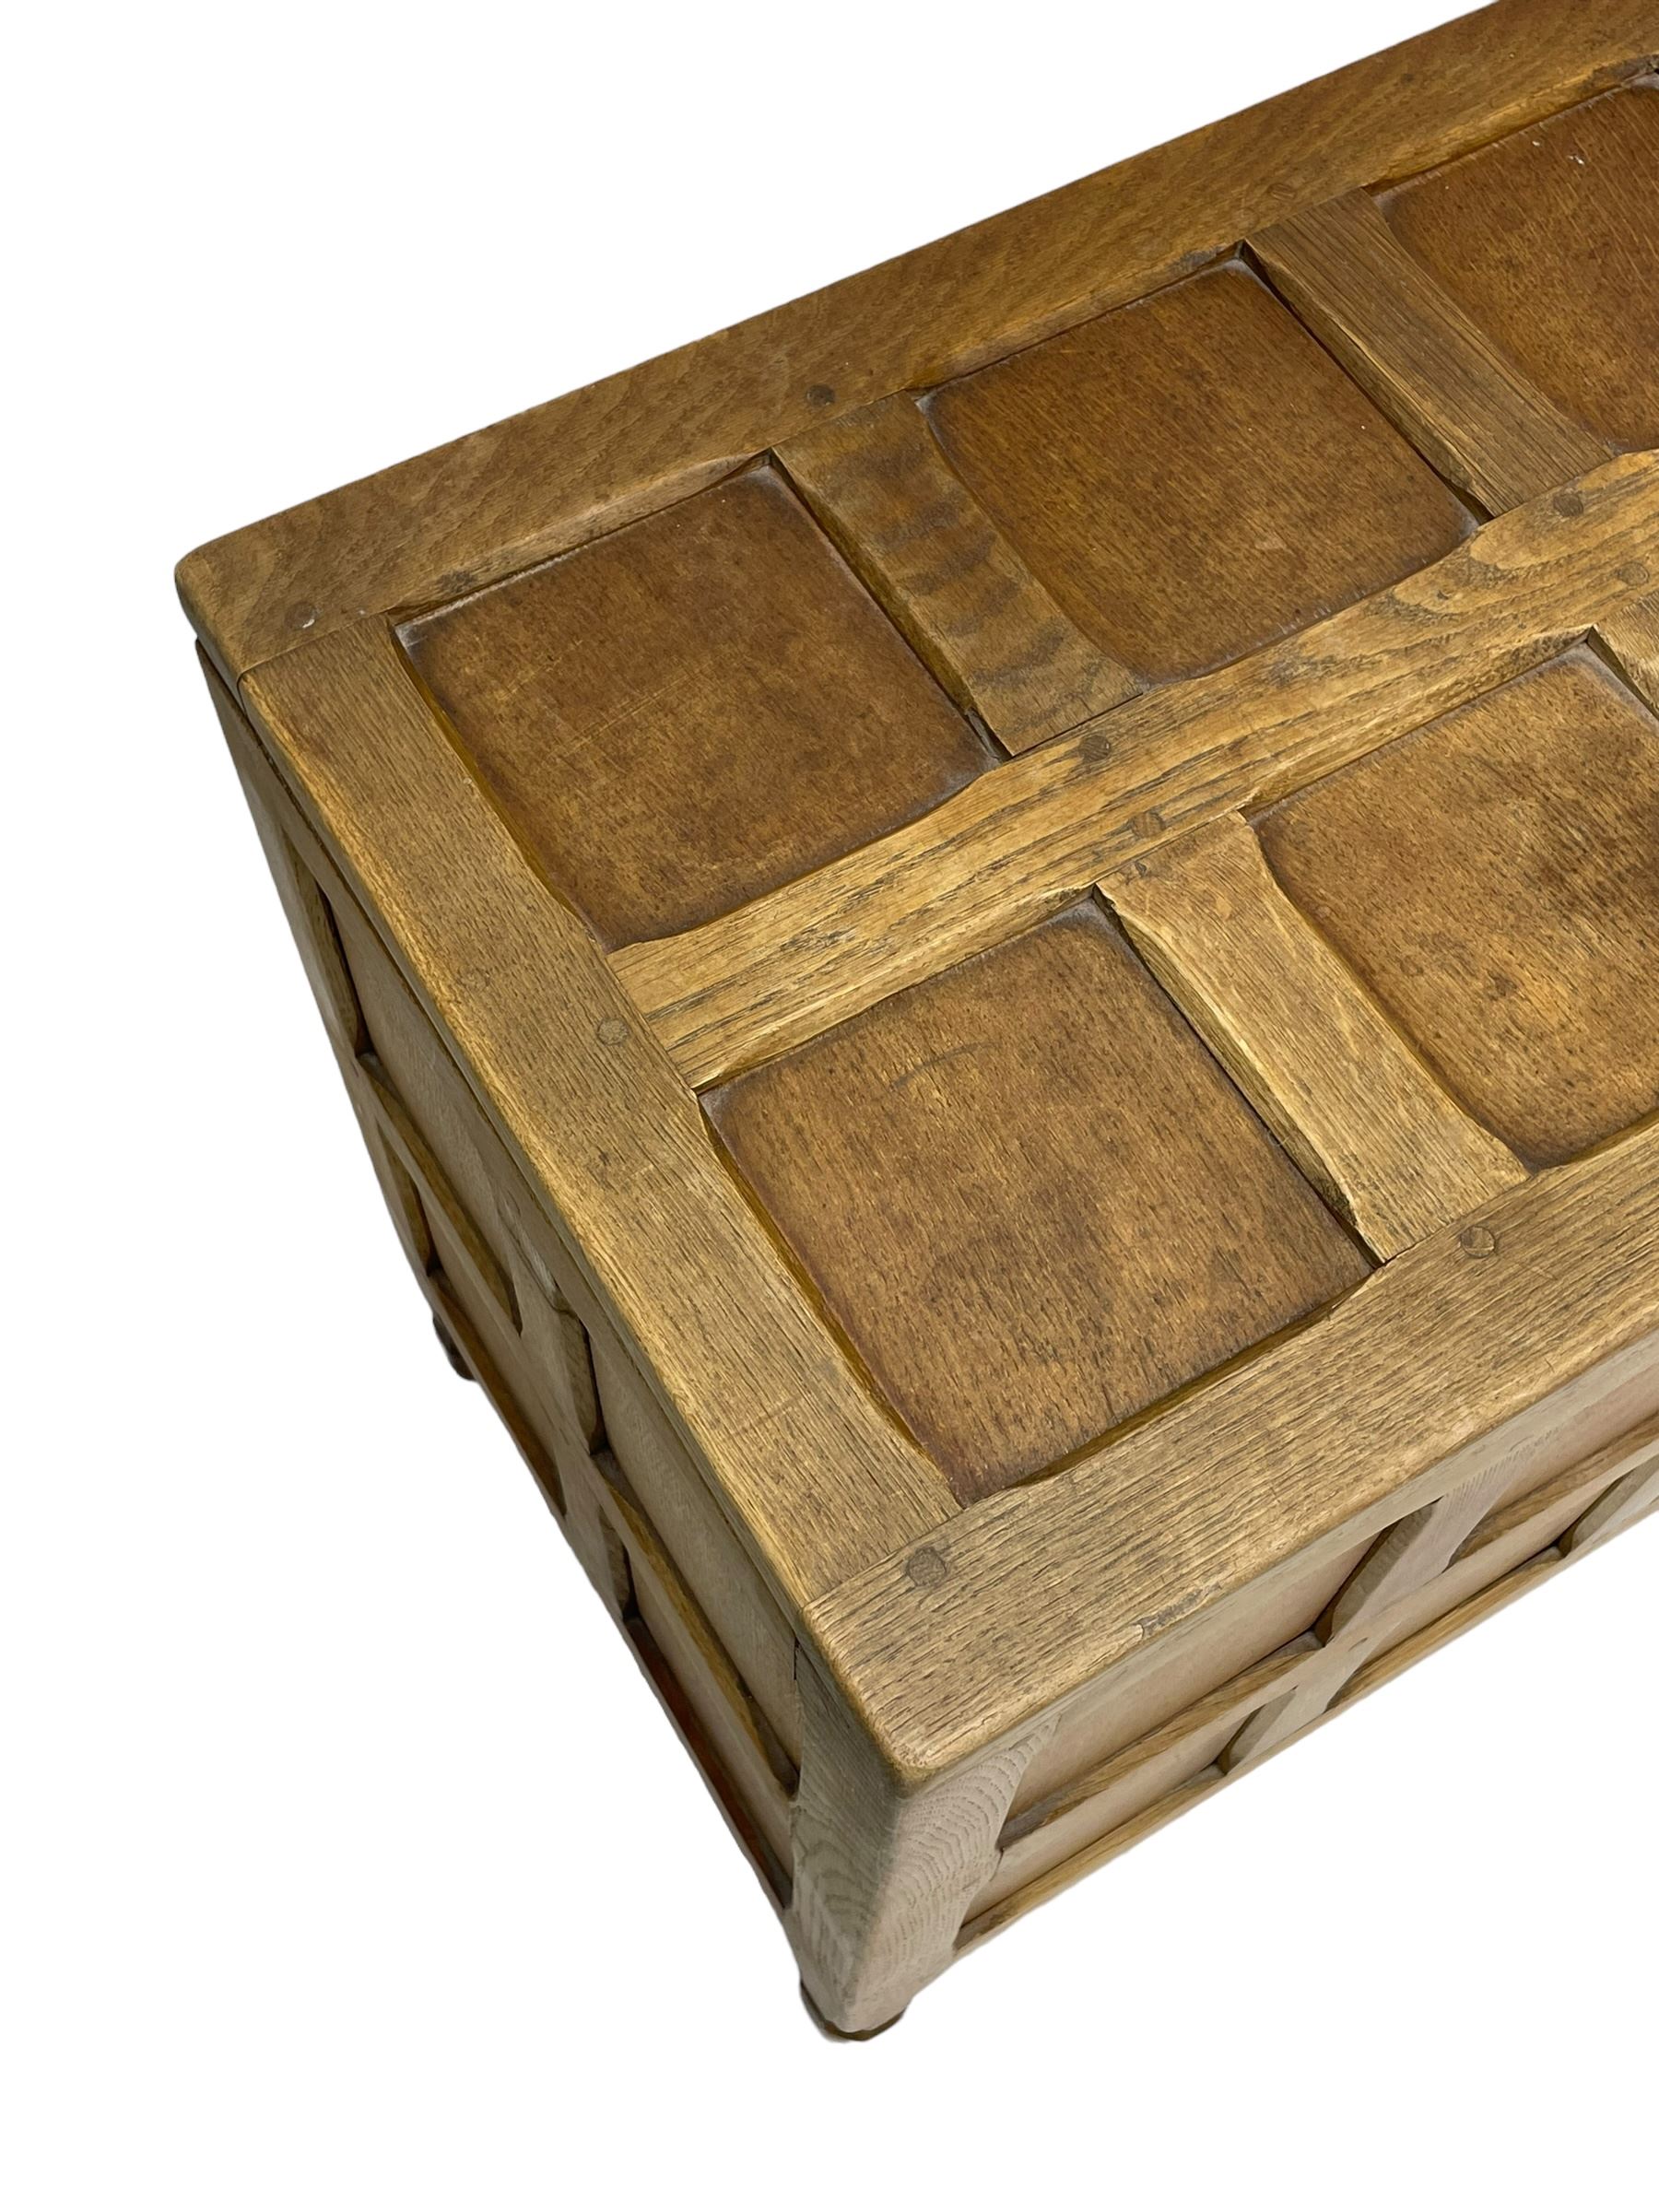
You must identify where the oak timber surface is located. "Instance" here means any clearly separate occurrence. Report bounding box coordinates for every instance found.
[919,260,1472,682]
[241,619,956,1610]
[808,1129,1659,1778]
[709,903,1369,1503]
[1103,815,1528,1256]
[615,456,1659,1089]
[778,394,1141,751]
[175,3,1659,682]
[400,467,991,947]
[189,0,1659,2026]
[1603,587,1659,707]
[1382,82,1659,453]
[1248,189,1613,513]
[1257,650,1659,1167]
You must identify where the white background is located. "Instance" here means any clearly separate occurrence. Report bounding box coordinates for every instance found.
[6,3,1653,2205]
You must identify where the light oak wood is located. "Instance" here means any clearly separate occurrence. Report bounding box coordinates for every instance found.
[926,259,1470,683]
[588,1323,801,1761]
[1103,813,1526,1257]
[1382,80,1659,453]
[965,1412,1659,1936]
[1008,1536,1374,1819]
[1324,1467,1518,1640]
[614,456,1659,1089]
[1257,650,1659,1167]
[209,656,644,1591]
[1218,1642,1363,1771]
[963,1541,1588,1951]
[811,1138,1659,1781]
[982,1640,1318,1915]
[1561,1453,1659,1554]
[1213,1425,1538,1766]
[358,1052,520,1329]
[400,465,991,947]
[778,393,1139,751]
[606,1474,796,1885]
[711,902,1367,1502]
[1359,1413,1659,1665]
[1598,588,1659,709]
[1250,189,1613,512]
[241,620,957,1607]
[183,1,1659,2030]
[788,1658,1053,2034]
[178,0,1656,684]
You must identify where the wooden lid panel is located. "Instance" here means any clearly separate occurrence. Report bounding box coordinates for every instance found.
[399,465,994,947]
[178,6,1658,688]
[1256,648,1659,1168]
[925,259,1473,685]
[1381,82,1659,454]
[615,460,1659,1094]
[708,901,1369,1504]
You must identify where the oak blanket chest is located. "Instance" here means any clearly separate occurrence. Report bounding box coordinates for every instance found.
[180,0,1659,2033]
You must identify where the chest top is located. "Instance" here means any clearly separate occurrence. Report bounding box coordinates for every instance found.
[182,0,1659,1772]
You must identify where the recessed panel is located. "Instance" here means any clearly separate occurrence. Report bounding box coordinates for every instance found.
[708,904,1370,1503]
[1382,85,1659,453]
[924,260,1470,685]
[400,467,993,947]
[1258,653,1659,1168]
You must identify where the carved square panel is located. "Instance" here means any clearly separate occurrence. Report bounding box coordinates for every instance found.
[399,466,994,947]
[1257,651,1659,1167]
[708,902,1370,1501]
[924,259,1471,685]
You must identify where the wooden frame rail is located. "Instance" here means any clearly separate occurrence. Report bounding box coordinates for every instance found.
[611,458,1659,1088]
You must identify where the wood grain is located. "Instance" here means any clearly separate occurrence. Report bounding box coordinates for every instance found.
[357,1053,520,1329]
[1598,587,1659,710]
[219,642,819,1892]
[1250,189,1612,512]
[978,1638,1316,1916]
[176,1,1658,682]
[1258,649,1659,1167]
[241,619,957,1610]
[216,659,653,1593]
[1337,1423,1659,1675]
[1382,81,1659,453]
[400,465,991,947]
[1324,1467,1518,1640]
[925,259,1470,684]
[1223,1332,1659,1757]
[788,1657,1053,2033]
[1217,1641,1361,1771]
[965,1411,1659,1936]
[778,393,1139,751]
[1103,814,1528,1257]
[611,453,1659,1088]
[211,672,371,1061]
[606,1476,795,1880]
[709,903,1369,1503]
[1006,1532,1372,1818]
[1459,1410,1659,1560]
[191,4,1659,2030]
[1228,1399,1659,1765]
[328,882,523,1270]
[808,1125,1659,1781]
[962,1543,1615,1951]
[1561,1451,1659,1552]
[589,1321,801,1760]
